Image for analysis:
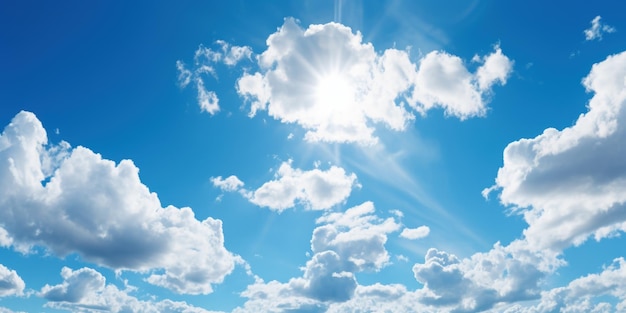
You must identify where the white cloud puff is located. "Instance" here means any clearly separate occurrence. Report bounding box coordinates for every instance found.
[0,264,24,297]
[584,16,616,41]
[485,51,626,251]
[211,175,244,192]
[0,111,238,294]
[246,161,357,211]
[399,225,430,240]
[40,267,224,313]
[237,18,513,144]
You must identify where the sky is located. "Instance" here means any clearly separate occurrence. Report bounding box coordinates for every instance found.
[1,0,626,312]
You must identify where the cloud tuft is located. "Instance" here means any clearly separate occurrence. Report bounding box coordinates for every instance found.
[584,16,616,41]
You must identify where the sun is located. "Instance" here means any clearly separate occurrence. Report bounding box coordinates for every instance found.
[314,72,353,112]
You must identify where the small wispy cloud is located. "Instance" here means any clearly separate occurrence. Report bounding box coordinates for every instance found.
[584,16,615,41]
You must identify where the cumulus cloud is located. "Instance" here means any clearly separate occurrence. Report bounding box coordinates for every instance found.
[503,257,626,313]
[485,51,626,251]
[0,111,238,294]
[399,226,430,240]
[234,202,401,311]
[40,267,223,313]
[237,18,513,144]
[234,204,560,313]
[584,16,616,41]
[236,238,559,313]
[211,175,244,192]
[177,41,252,114]
[412,240,562,312]
[0,264,24,297]
[245,161,357,211]
[312,202,400,271]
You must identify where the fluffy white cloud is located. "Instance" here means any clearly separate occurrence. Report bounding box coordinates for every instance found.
[234,202,402,311]
[500,258,626,313]
[485,51,626,251]
[40,267,223,313]
[312,202,400,271]
[0,111,238,294]
[399,226,430,240]
[177,41,252,114]
[584,16,616,41]
[196,78,220,114]
[246,161,357,211]
[411,47,512,119]
[211,175,244,192]
[0,264,24,297]
[412,240,562,312]
[237,18,513,144]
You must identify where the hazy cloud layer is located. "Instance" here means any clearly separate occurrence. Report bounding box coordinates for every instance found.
[0,111,238,294]
[237,18,513,144]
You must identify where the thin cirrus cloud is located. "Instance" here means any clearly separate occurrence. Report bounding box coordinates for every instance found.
[0,111,240,295]
[177,18,513,145]
[212,161,358,212]
[484,51,626,251]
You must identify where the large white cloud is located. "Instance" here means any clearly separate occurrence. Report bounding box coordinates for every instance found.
[0,111,238,294]
[485,51,626,251]
[236,18,513,144]
[232,201,562,313]
[0,264,24,297]
[40,267,224,313]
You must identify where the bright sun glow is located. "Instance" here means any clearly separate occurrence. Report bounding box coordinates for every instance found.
[314,72,353,111]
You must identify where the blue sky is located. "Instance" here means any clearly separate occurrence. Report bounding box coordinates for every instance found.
[1,0,626,312]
